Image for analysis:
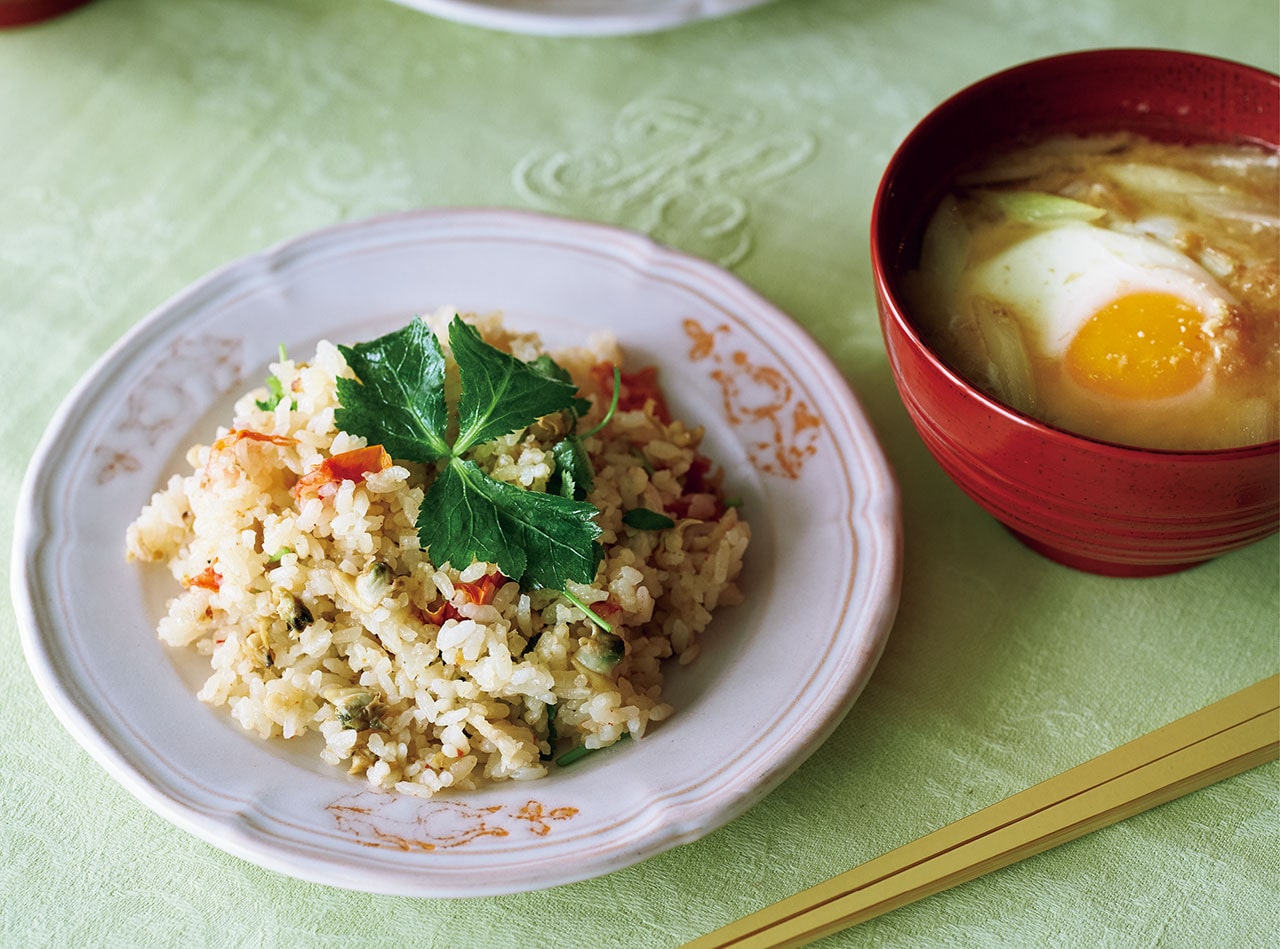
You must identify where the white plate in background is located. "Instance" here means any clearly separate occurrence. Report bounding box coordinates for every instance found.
[387,0,776,36]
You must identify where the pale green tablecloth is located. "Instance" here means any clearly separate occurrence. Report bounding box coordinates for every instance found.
[2,1,1277,946]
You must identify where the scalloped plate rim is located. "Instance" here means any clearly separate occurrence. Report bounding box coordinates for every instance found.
[13,207,902,896]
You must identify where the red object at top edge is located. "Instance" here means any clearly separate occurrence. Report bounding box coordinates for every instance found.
[0,0,93,27]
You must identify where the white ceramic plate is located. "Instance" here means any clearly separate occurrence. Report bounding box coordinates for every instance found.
[387,0,776,36]
[13,208,900,896]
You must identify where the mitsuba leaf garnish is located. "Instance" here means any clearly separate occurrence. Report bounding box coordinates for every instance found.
[449,320,582,453]
[334,314,602,592]
[335,319,451,463]
[529,355,593,418]
[622,507,675,531]
[426,459,602,590]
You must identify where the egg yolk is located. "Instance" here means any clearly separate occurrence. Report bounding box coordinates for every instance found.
[1065,291,1210,399]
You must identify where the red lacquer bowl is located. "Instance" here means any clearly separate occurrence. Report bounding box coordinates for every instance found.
[871,49,1280,577]
[0,0,92,27]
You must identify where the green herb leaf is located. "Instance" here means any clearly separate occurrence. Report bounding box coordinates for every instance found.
[540,703,558,761]
[622,507,675,531]
[550,436,593,501]
[335,315,605,594]
[530,354,593,417]
[255,375,287,412]
[335,318,451,463]
[419,458,602,590]
[554,744,594,767]
[255,345,294,411]
[555,733,629,767]
[537,356,610,503]
[450,317,580,454]
[580,364,620,438]
[562,587,613,633]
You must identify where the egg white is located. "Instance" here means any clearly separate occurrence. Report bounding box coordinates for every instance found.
[961,222,1237,359]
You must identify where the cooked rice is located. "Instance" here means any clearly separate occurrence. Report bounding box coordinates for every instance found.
[126,310,749,797]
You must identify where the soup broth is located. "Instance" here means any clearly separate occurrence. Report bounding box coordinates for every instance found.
[903,133,1279,450]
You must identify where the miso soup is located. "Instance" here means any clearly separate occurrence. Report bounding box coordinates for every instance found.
[903,133,1279,450]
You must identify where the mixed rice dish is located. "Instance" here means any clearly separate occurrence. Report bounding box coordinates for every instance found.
[126,310,749,797]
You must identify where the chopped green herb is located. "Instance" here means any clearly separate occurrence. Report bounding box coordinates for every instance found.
[550,436,593,501]
[555,733,629,767]
[540,703,559,761]
[255,344,295,411]
[562,587,612,633]
[255,377,286,412]
[334,315,603,593]
[264,546,293,565]
[579,364,620,438]
[554,744,593,767]
[547,363,618,502]
[724,496,744,509]
[622,507,676,531]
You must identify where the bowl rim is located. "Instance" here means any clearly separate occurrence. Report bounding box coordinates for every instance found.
[870,47,1280,461]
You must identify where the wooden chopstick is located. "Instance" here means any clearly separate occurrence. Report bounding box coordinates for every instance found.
[686,674,1279,949]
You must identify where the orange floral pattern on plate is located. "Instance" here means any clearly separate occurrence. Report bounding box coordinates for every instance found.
[327,793,579,852]
[684,318,822,478]
[96,333,242,484]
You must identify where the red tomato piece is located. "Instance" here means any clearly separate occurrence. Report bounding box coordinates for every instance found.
[590,362,672,424]
[184,565,222,591]
[291,445,392,502]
